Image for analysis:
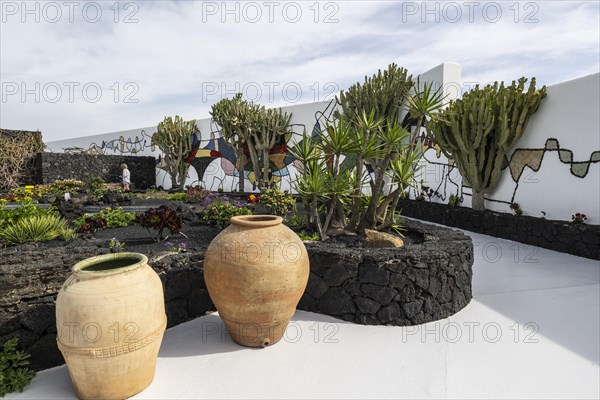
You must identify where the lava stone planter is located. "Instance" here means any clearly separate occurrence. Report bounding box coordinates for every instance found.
[298,219,474,326]
[397,199,600,260]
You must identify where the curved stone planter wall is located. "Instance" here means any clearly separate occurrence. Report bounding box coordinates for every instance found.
[397,199,600,260]
[299,219,473,325]
[1,219,473,370]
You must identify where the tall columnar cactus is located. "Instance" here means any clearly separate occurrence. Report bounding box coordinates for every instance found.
[211,94,292,191]
[153,116,198,191]
[428,77,547,210]
[337,63,413,125]
[210,93,257,193]
[252,106,292,189]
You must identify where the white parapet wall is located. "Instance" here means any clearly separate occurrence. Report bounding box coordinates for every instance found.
[417,72,600,223]
[46,65,599,223]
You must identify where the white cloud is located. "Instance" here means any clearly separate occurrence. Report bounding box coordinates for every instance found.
[0,0,598,141]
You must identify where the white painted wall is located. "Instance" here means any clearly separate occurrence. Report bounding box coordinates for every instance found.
[45,65,600,223]
[418,72,600,223]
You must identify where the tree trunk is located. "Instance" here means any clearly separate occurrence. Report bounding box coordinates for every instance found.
[247,141,262,191]
[263,149,270,189]
[472,190,485,211]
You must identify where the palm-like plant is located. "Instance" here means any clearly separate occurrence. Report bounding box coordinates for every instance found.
[292,64,445,239]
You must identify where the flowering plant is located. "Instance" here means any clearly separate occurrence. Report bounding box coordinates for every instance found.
[571,213,587,224]
[165,241,187,253]
[202,192,246,207]
[258,186,295,217]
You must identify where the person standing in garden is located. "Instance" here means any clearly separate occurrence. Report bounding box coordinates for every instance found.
[120,163,131,192]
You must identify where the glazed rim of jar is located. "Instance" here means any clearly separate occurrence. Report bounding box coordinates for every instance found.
[230,215,283,227]
[73,252,148,275]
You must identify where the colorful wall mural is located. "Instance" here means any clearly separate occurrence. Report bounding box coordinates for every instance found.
[45,67,599,223]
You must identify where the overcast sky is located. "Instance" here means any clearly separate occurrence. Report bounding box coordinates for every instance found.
[1,0,599,142]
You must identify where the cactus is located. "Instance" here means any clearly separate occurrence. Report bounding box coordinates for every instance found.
[211,93,291,191]
[252,106,292,189]
[337,63,413,125]
[428,77,547,210]
[210,94,257,192]
[153,116,198,191]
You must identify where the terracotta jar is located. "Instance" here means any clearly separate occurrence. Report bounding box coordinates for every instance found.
[204,215,309,347]
[56,252,166,399]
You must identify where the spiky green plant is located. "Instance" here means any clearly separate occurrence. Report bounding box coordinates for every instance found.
[0,215,73,245]
[154,116,199,191]
[291,63,443,239]
[427,77,547,210]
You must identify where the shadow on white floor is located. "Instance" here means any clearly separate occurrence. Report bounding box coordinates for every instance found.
[8,228,600,399]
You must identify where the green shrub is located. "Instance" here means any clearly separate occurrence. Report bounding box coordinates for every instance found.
[0,215,74,245]
[86,176,108,197]
[169,193,187,201]
[8,179,85,200]
[0,338,36,397]
[297,231,318,241]
[202,201,251,229]
[132,189,172,200]
[47,179,85,194]
[448,194,460,207]
[73,207,135,232]
[283,211,308,231]
[258,186,296,217]
[0,200,58,231]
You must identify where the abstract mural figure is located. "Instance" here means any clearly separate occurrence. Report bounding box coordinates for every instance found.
[185,100,337,191]
[86,130,156,155]
[417,135,600,205]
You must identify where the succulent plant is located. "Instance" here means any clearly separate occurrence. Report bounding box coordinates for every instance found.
[210,94,292,191]
[135,206,182,241]
[428,78,547,210]
[154,116,199,191]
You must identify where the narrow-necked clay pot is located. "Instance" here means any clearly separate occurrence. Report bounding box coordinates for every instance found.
[56,252,166,399]
[204,215,309,347]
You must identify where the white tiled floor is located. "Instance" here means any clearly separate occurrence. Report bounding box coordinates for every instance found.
[9,229,600,399]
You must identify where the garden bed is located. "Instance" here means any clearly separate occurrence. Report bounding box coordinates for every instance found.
[300,219,473,325]
[1,217,472,371]
[397,199,600,260]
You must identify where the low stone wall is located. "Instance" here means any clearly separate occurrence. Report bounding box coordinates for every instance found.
[35,152,156,189]
[1,219,473,371]
[0,240,213,371]
[299,219,473,325]
[397,199,600,260]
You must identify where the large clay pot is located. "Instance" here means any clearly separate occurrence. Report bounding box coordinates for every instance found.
[56,252,166,399]
[204,215,309,347]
